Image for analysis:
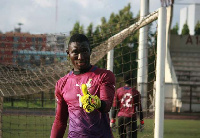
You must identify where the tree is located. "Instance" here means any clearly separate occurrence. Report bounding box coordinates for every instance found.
[86,23,93,48]
[100,17,109,42]
[94,3,139,74]
[93,25,101,49]
[79,25,84,34]
[70,21,84,36]
[181,22,190,35]
[95,17,109,69]
[69,3,155,78]
[86,23,93,38]
[171,23,179,34]
[195,21,200,35]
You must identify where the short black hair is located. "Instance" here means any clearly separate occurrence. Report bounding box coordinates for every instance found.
[68,34,90,46]
[124,71,132,86]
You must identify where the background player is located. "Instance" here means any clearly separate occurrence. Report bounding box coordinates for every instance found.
[50,34,116,138]
[110,72,144,138]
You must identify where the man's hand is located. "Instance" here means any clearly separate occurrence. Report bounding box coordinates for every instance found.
[81,84,101,113]
[110,119,116,131]
[138,120,144,132]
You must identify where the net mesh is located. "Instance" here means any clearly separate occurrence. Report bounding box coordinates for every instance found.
[0,10,158,137]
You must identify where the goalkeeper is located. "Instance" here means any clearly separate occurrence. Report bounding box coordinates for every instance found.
[50,34,116,138]
[110,72,144,138]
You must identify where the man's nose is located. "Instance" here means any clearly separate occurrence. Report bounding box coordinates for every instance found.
[78,53,84,59]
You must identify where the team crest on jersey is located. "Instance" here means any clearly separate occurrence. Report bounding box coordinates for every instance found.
[75,79,92,90]
[86,79,92,89]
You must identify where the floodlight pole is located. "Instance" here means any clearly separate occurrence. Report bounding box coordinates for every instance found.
[154,7,166,138]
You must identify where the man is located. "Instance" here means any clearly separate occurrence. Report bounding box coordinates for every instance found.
[110,72,144,138]
[50,34,116,138]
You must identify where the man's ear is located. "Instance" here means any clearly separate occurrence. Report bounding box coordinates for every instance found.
[66,49,69,54]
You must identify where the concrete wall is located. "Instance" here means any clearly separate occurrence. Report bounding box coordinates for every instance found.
[164,83,182,112]
[170,34,200,112]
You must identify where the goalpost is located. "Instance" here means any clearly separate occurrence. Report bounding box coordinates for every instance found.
[0,7,167,138]
[154,7,166,138]
[106,7,167,138]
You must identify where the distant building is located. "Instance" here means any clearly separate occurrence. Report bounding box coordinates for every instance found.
[0,32,46,66]
[46,34,67,52]
[0,32,67,69]
[179,3,200,35]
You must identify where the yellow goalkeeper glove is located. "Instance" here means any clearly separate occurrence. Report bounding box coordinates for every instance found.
[81,84,101,113]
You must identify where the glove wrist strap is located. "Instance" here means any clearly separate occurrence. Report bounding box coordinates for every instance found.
[111,119,116,123]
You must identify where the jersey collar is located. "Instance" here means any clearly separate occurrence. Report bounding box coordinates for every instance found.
[73,65,92,75]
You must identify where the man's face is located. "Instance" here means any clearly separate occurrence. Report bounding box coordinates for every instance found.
[68,41,91,71]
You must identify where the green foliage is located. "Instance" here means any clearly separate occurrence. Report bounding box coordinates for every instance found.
[79,25,84,34]
[181,22,190,35]
[86,23,93,48]
[105,3,139,75]
[171,23,179,34]
[195,21,200,35]
[86,23,93,38]
[70,21,85,36]
[68,3,156,82]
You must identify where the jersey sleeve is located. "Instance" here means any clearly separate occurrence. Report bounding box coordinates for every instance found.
[110,90,119,118]
[99,70,116,113]
[112,90,117,108]
[50,80,69,138]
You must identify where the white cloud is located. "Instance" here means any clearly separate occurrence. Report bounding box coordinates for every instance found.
[33,0,54,8]
[2,0,195,34]
[75,0,89,8]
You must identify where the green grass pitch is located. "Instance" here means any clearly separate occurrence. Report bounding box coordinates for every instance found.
[2,115,200,138]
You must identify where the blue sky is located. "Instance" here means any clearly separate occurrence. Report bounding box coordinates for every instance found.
[0,0,199,34]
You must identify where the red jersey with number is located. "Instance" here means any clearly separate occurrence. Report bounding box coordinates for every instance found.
[51,66,115,138]
[112,86,140,118]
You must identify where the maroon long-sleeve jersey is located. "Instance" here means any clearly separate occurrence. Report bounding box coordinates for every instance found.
[51,66,115,138]
[112,86,143,120]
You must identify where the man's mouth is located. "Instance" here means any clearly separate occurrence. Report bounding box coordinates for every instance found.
[77,62,86,66]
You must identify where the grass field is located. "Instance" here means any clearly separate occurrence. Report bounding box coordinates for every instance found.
[2,114,200,138]
[163,119,200,138]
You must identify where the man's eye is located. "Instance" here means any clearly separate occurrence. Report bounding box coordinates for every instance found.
[72,51,78,54]
[82,49,89,53]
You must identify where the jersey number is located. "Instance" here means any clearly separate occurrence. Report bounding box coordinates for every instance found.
[77,94,82,107]
[121,93,133,107]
